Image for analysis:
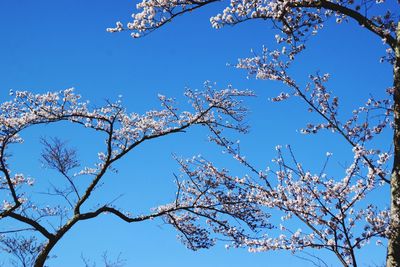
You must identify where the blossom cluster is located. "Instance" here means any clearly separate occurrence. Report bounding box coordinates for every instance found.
[109,0,397,63]
[0,85,252,228]
[155,156,271,250]
[236,46,393,179]
[174,141,391,265]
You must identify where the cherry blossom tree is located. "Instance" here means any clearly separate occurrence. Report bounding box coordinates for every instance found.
[107,0,400,266]
[0,86,262,266]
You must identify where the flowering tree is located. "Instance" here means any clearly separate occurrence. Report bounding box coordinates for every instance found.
[0,87,263,266]
[108,0,400,266]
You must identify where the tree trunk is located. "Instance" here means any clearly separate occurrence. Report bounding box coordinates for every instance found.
[387,21,400,267]
[34,218,78,267]
[34,239,57,267]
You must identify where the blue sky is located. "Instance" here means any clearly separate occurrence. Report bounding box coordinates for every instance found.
[0,0,394,266]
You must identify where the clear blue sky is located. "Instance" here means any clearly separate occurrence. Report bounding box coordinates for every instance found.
[0,0,394,266]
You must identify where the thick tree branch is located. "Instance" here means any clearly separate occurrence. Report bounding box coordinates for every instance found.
[8,212,54,240]
[292,0,396,49]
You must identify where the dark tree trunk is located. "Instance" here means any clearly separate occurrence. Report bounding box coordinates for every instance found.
[34,239,57,267]
[33,217,78,267]
[387,21,400,267]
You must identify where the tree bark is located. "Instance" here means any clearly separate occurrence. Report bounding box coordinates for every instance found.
[34,217,78,267]
[34,239,57,267]
[387,21,400,267]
